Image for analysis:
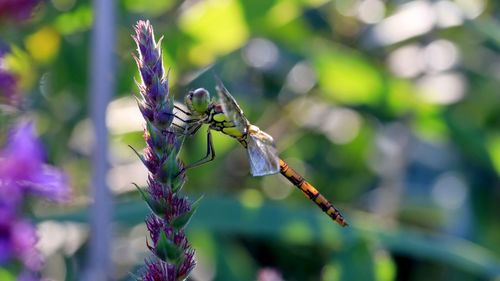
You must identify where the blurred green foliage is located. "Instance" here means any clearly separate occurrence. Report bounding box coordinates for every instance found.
[2,0,500,280]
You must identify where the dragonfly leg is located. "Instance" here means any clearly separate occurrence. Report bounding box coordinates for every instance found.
[171,122,187,131]
[172,114,199,124]
[182,128,215,171]
[171,122,203,137]
[171,113,205,136]
[174,105,192,116]
[186,122,203,135]
[164,118,197,135]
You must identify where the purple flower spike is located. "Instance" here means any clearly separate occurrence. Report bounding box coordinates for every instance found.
[0,122,71,202]
[141,259,176,281]
[133,20,197,280]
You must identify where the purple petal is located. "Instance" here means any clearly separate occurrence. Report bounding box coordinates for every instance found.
[24,165,71,202]
[0,122,44,181]
[11,220,42,271]
[0,122,71,202]
[17,271,40,281]
[0,238,12,265]
[0,182,23,222]
[7,122,44,163]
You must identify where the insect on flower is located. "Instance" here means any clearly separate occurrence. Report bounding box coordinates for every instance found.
[172,77,348,227]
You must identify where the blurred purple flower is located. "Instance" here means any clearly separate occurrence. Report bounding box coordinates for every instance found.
[0,0,41,22]
[0,121,70,278]
[0,218,42,272]
[0,181,22,222]
[11,220,42,271]
[16,271,40,281]
[0,122,71,202]
[0,236,12,264]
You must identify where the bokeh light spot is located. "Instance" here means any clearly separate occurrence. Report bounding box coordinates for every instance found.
[372,1,435,45]
[455,0,485,19]
[242,38,279,70]
[431,172,468,210]
[320,108,362,145]
[285,61,316,94]
[416,72,466,104]
[106,97,143,135]
[267,1,300,26]
[321,264,341,281]
[335,0,358,17]
[358,0,386,24]
[51,0,76,11]
[434,0,464,28]
[54,5,93,34]
[25,27,61,64]
[240,189,263,209]
[281,221,313,244]
[424,39,459,72]
[262,173,293,200]
[387,44,425,78]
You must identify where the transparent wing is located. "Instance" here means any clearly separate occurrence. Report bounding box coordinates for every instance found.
[247,130,280,176]
[214,77,249,135]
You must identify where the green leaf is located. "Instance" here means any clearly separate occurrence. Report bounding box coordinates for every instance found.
[145,119,165,158]
[156,230,183,264]
[134,183,170,216]
[128,145,147,167]
[159,148,182,187]
[170,171,186,193]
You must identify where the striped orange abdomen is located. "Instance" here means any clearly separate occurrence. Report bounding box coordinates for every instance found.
[279,159,348,227]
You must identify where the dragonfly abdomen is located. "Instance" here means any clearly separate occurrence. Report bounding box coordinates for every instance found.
[279,159,348,227]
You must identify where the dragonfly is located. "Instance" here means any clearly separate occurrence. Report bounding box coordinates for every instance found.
[173,78,348,227]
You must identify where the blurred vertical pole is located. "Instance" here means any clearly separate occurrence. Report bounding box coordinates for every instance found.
[82,0,115,280]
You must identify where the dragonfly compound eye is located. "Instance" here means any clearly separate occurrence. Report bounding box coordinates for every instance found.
[190,88,211,113]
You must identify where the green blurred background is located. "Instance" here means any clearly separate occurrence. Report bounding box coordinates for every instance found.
[1,0,500,280]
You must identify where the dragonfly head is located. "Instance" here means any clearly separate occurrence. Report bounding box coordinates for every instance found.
[185,88,211,114]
